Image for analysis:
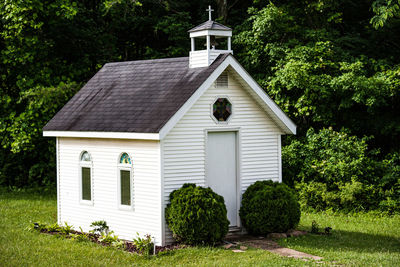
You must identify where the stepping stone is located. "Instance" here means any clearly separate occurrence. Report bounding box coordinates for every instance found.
[232,249,245,253]
[243,239,323,260]
[223,243,233,249]
[269,247,323,260]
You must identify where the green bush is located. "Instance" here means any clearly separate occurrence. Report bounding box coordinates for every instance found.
[165,183,229,245]
[295,182,338,211]
[296,180,378,212]
[379,153,400,214]
[239,180,300,235]
[282,127,400,212]
[283,128,382,188]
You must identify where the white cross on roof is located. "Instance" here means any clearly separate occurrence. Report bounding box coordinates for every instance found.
[206,5,214,21]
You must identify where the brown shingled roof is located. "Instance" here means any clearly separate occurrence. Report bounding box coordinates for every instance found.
[43,54,230,133]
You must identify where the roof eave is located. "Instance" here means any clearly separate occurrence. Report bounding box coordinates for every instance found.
[43,130,160,140]
[188,28,232,33]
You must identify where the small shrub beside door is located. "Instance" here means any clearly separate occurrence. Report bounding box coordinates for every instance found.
[165,183,229,245]
[239,180,301,235]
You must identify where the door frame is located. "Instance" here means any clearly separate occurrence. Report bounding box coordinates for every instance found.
[204,127,242,227]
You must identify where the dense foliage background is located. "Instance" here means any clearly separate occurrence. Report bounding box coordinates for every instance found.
[1,0,399,211]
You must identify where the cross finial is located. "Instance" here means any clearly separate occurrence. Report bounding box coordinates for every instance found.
[206,5,214,21]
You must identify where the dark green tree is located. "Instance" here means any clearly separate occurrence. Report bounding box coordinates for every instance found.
[234,1,400,153]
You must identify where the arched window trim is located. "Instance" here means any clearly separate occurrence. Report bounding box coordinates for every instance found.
[117,152,134,211]
[79,150,93,206]
[118,152,132,165]
[80,151,92,162]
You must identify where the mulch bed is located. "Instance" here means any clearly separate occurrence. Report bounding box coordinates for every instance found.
[36,227,183,255]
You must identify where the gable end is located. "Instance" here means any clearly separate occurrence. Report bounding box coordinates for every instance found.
[159,55,296,139]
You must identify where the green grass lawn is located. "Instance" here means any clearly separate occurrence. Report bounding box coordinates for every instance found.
[1,190,399,266]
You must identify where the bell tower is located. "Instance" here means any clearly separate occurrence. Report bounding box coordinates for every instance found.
[188,6,232,68]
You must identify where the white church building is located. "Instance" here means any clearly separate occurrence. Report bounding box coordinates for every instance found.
[43,10,296,245]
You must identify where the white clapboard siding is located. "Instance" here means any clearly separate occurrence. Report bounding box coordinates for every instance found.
[189,50,233,68]
[162,69,284,244]
[58,138,162,244]
[189,50,209,68]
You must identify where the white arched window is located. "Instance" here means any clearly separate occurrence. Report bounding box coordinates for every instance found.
[79,151,93,205]
[118,153,133,209]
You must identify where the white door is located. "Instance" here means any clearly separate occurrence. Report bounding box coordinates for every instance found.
[207,131,237,226]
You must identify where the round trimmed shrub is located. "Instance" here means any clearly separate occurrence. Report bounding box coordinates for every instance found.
[239,180,301,235]
[165,183,229,245]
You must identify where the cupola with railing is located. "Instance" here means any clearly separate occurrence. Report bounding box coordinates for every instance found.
[188,6,232,68]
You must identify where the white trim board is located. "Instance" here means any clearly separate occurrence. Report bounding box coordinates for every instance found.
[190,30,232,38]
[56,137,61,224]
[159,139,166,246]
[278,134,282,183]
[43,131,160,140]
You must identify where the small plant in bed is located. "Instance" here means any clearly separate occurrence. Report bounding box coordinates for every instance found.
[70,227,90,242]
[60,222,74,235]
[30,220,181,256]
[99,231,124,248]
[133,233,154,256]
[90,220,109,235]
[47,222,61,233]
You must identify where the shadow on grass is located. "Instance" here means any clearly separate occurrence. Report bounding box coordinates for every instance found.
[0,187,56,200]
[157,249,178,257]
[283,230,400,254]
